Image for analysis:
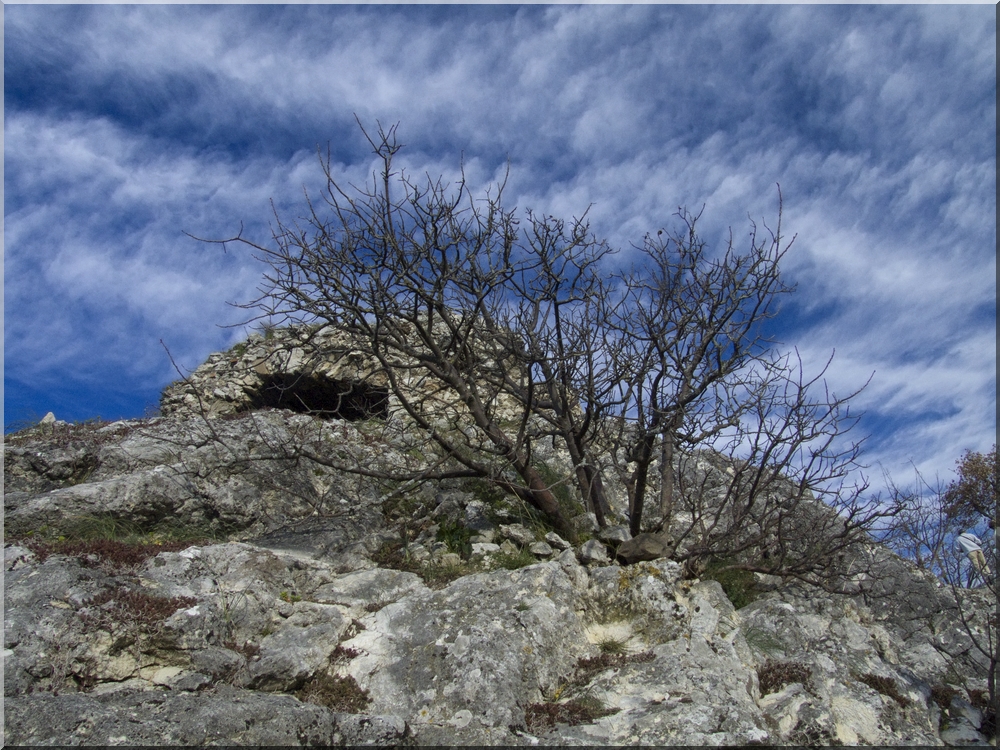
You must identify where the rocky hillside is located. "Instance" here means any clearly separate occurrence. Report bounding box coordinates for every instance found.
[4,380,996,744]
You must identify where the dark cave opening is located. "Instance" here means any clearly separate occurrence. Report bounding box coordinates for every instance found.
[250,373,389,421]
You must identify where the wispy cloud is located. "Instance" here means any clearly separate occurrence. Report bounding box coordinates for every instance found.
[5,4,995,487]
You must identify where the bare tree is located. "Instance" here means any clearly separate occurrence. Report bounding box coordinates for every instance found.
[201,120,895,585]
[209,122,590,540]
[881,449,998,737]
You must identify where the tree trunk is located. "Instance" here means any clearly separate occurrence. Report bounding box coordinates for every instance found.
[628,432,656,537]
[659,435,675,525]
[520,464,578,543]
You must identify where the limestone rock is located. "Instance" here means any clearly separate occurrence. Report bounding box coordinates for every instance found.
[529,541,554,557]
[616,532,670,564]
[544,531,572,550]
[598,524,632,544]
[4,686,408,746]
[4,367,993,747]
[499,522,536,546]
[579,538,610,565]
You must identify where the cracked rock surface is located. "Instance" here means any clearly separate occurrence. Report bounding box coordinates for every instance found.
[5,411,994,746]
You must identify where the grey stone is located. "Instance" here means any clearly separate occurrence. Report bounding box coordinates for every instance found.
[471,542,501,556]
[499,522,537,546]
[579,538,610,565]
[247,602,348,690]
[939,719,990,745]
[617,532,671,564]
[3,686,408,746]
[2,352,990,747]
[598,524,632,544]
[545,531,572,550]
[529,541,554,557]
[499,539,518,555]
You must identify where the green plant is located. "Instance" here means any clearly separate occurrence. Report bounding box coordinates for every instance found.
[597,637,629,655]
[701,560,759,609]
[742,623,785,656]
[533,460,584,522]
[14,513,220,551]
[279,591,302,604]
[436,518,472,558]
[492,548,537,571]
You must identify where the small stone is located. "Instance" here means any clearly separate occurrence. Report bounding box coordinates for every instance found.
[39,412,56,425]
[578,538,610,565]
[544,532,572,550]
[529,541,554,557]
[499,523,536,546]
[438,553,462,568]
[499,540,518,555]
[471,543,501,556]
[151,666,185,686]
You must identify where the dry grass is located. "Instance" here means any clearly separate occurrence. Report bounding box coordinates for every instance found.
[757,659,812,696]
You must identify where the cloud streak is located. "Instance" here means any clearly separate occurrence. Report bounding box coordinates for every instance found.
[5,4,995,488]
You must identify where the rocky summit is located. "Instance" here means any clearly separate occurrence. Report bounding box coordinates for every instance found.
[4,338,996,746]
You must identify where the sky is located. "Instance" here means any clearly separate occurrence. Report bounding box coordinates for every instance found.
[4,4,996,495]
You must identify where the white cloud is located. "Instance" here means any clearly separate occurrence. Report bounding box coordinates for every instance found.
[5,5,994,490]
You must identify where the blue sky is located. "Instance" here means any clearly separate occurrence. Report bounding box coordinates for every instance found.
[4,4,996,491]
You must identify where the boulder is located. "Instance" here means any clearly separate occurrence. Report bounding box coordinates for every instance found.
[616,532,670,564]
[598,524,632,544]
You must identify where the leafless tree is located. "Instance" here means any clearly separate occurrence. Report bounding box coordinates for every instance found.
[200,120,896,583]
[881,449,998,737]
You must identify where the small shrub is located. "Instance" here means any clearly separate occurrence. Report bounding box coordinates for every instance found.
[597,637,628,655]
[80,587,198,656]
[930,683,959,712]
[295,673,371,713]
[492,548,536,571]
[279,591,302,604]
[24,537,204,569]
[436,518,472,558]
[855,672,909,707]
[224,640,261,660]
[702,560,759,609]
[331,645,361,662]
[524,697,619,732]
[758,660,812,696]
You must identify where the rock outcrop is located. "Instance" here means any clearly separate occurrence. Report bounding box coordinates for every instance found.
[5,360,996,745]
